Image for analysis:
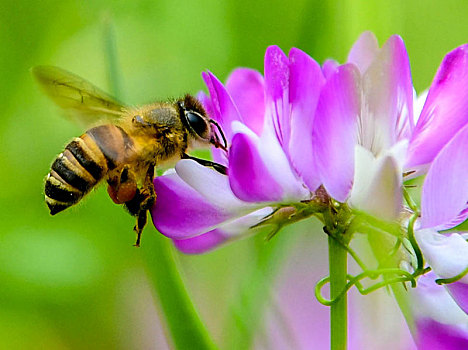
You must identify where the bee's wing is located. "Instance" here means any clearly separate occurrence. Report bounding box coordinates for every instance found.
[32,65,127,126]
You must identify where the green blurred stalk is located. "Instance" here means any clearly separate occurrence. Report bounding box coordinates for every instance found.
[225,233,294,349]
[102,20,216,349]
[329,235,347,350]
[143,233,217,350]
[102,15,123,100]
[368,231,415,337]
[391,284,415,335]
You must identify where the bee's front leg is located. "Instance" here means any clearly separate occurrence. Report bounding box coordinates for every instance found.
[124,164,156,247]
[182,153,228,174]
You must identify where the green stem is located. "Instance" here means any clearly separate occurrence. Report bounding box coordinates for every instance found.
[329,235,347,350]
[142,233,217,350]
[102,15,123,100]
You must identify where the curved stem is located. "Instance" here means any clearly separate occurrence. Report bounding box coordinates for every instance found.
[407,212,424,272]
[436,264,468,284]
[403,188,418,213]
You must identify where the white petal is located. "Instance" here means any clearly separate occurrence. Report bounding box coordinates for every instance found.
[416,229,468,283]
[175,159,254,211]
[259,129,310,201]
[219,207,274,237]
[231,120,258,138]
[411,272,468,325]
[349,145,402,220]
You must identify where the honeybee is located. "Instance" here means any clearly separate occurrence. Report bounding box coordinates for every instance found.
[33,66,227,246]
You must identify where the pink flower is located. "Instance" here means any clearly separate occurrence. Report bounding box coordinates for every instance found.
[151,32,468,255]
[314,32,468,220]
[313,32,413,220]
[152,46,325,253]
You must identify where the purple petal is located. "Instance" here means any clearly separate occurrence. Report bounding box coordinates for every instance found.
[202,71,241,140]
[347,31,379,73]
[420,123,468,229]
[416,318,468,349]
[196,91,215,122]
[225,68,265,136]
[229,132,284,202]
[361,35,414,154]
[287,48,325,191]
[407,44,468,169]
[411,273,468,349]
[172,229,228,254]
[229,121,310,203]
[264,45,290,148]
[172,207,272,254]
[197,91,229,166]
[447,282,468,316]
[313,64,360,202]
[152,173,233,239]
[322,59,338,79]
[210,147,228,167]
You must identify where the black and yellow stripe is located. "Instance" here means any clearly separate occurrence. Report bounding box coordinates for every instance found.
[45,124,132,215]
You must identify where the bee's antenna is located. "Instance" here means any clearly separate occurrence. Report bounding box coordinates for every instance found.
[209,119,228,152]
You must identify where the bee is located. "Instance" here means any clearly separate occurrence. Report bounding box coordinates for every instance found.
[33,66,227,246]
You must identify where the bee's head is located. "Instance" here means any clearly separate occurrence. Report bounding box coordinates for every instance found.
[178,95,227,152]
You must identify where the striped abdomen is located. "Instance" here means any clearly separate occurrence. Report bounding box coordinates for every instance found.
[45,125,133,215]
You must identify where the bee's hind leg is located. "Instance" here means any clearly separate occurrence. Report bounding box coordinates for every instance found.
[124,164,156,247]
[134,210,147,247]
[107,166,138,204]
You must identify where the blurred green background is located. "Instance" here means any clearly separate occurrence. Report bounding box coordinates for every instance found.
[1,0,468,348]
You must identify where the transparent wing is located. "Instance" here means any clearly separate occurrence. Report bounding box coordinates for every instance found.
[32,65,127,126]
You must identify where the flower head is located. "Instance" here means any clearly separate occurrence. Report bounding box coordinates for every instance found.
[314,32,468,221]
[313,32,413,220]
[152,46,325,252]
[152,32,468,257]
[147,30,468,350]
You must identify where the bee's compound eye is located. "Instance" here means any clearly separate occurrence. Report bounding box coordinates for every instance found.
[132,115,144,124]
[186,112,208,138]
